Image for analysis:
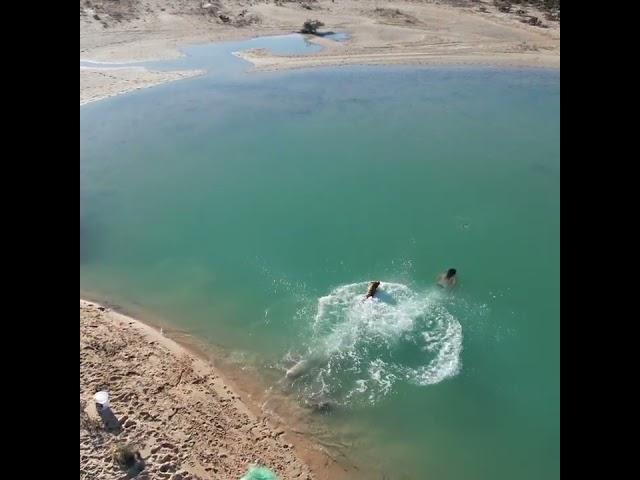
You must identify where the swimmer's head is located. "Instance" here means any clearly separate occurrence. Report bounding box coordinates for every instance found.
[446,269,457,278]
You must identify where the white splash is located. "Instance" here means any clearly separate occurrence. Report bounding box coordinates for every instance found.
[285,282,464,406]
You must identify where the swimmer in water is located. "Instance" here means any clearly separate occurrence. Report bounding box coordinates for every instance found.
[364,281,381,299]
[437,269,457,289]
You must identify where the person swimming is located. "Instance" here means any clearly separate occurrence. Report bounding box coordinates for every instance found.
[364,281,381,299]
[437,269,457,289]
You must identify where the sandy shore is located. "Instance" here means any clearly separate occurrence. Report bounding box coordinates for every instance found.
[80,67,204,106]
[80,0,559,105]
[80,299,349,480]
[236,48,558,72]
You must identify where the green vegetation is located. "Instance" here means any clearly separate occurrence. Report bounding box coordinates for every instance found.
[301,19,324,34]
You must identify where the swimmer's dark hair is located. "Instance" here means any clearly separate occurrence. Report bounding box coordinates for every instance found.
[446,268,457,278]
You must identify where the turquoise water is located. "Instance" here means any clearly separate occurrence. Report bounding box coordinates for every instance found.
[80,35,559,480]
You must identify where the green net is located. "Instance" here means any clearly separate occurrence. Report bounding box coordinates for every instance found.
[240,466,278,480]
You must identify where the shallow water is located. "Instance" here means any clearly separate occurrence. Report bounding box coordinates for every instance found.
[80,33,338,70]
[80,34,559,480]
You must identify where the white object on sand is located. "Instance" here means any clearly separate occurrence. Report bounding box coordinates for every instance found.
[94,391,109,410]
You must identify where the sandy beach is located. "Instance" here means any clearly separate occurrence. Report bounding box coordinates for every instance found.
[80,67,204,106]
[80,299,352,479]
[80,0,559,105]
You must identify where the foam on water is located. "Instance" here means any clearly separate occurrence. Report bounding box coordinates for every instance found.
[285,282,463,406]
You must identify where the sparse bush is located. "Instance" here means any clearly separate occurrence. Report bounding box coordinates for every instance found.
[520,15,543,26]
[488,0,560,16]
[234,14,261,27]
[374,8,403,17]
[519,41,539,51]
[300,19,324,34]
[545,11,559,21]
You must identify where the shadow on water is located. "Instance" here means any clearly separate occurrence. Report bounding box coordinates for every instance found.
[307,31,350,41]
[307,31,336,37]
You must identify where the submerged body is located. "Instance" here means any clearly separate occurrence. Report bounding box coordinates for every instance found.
[437,269,457,289]
[285,354,327,380]
[285,359,310,379]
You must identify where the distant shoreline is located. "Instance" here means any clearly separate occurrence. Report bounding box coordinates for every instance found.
[80,0,559,106]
